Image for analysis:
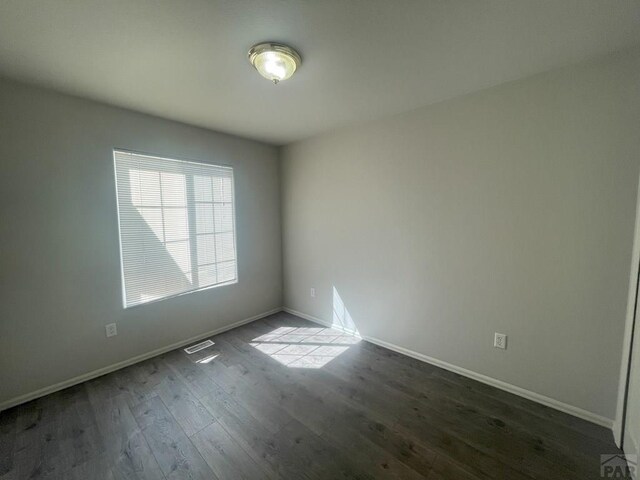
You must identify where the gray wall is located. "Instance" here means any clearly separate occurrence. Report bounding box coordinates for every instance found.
[281,50,640,420]
[0,79,282,406]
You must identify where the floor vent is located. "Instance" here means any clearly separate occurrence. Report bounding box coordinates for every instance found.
[184,339,214,354]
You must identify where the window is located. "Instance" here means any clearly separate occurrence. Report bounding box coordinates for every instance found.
[114,150,237,307]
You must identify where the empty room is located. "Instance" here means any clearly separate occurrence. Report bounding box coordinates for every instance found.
[1,1,640,479]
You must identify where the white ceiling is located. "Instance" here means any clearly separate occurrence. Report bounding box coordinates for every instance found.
[1,0,640,145]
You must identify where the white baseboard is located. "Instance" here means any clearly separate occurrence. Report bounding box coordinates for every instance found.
[3,305,614,431]
[0,307,283,412]
[283,307,613,429]
[614,419,623,447]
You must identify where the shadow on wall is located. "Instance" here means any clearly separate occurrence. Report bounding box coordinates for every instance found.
[249,286,361,368]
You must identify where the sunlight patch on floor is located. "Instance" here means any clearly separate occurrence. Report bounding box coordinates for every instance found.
[196,353,219,364]
[250,326,360,368]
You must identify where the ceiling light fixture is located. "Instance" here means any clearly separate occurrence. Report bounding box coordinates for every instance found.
[248,42,301,84]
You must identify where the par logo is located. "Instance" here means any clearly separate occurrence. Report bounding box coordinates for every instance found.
[600,454,636,479]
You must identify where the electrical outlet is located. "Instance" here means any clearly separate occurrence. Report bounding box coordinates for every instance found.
[106,323,118,338]
[310,287,316,298]
[494,333,507,350]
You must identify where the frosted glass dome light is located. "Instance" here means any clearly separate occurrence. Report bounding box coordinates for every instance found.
[248,42,302,84]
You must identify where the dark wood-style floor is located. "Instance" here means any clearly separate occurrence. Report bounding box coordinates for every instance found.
[0,312,621,479]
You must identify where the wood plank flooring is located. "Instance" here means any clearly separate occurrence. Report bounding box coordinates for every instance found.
[0,312,622,479]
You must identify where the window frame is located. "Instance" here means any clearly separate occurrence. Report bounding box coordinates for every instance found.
[113,148,239,309]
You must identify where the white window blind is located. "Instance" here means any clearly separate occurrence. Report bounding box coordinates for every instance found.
[114,150,237,308]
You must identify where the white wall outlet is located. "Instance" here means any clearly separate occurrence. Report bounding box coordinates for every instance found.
[494,333,507,350]
[106,323,118,338]
[310,287,316,298]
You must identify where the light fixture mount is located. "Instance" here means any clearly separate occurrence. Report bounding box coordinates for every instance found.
[248,42,302,84]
